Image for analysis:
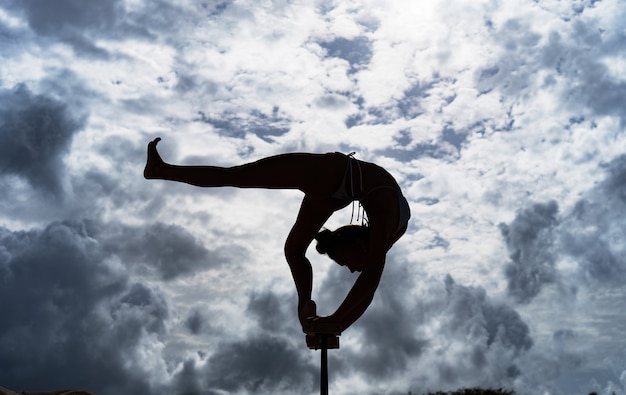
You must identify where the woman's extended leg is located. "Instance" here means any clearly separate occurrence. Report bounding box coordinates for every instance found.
[144,138,343,194]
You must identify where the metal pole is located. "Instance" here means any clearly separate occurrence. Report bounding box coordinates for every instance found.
[320,334,328,395]
[305,321,339,394]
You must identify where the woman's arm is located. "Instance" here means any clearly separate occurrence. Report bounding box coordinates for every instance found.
[285,196,345,331]
[314,217,392,331]
[312,254,385,332]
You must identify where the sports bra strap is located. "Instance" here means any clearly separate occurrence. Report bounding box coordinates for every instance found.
[346,152,363,198]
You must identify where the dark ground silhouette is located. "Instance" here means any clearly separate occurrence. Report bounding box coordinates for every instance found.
[419,388,514,395]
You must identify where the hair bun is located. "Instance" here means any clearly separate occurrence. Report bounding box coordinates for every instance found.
[314,229,333,254]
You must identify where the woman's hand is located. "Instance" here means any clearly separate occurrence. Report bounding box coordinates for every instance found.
[306,314,342,334]
[299,300,317,332]
[299,300,342,334]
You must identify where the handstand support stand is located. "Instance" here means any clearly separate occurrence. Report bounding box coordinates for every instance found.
[306,323,341,395]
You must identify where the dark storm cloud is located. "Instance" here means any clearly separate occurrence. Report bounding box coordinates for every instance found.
[316,257,532,388]
[498,157,626,296]
[434,276,532,387]
[499,201,559,303]
[561,208,623,284]
[600,153,626,204]
[15,0,123,36]
[203,335,316,394]
[443,275,533,354]
[560,155,626,284]
[73,134,159,212]
[247,290,297,333]
[96,221,225,281]
[7,0,129,56]
[0,84,86,196]
[169,358,203,395]
[0,7,30,52]
[346,264,428,379]
[0,220,170,394]
[298,259,417,380]
[5,0,231,57]
[133,0,232,38]
[185,309,207,335]
[168,291,315,394]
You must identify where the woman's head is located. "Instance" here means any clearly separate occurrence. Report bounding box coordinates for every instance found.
[315,225,369,272]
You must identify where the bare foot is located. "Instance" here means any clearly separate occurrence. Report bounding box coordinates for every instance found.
[143,137,165,179]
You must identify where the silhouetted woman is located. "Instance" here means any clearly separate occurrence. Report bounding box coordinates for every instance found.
[144,137,410,332]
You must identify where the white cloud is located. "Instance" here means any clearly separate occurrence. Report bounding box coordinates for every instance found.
[1,0,626,394]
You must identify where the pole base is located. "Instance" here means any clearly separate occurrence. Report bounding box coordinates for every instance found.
[305,321,341,350]
[306,333,340,349]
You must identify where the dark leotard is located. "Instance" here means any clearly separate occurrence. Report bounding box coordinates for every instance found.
[331,153,410,233]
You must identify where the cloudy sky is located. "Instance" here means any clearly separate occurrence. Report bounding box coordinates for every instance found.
[1,0,626,394]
